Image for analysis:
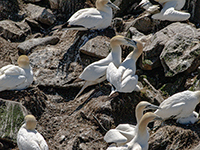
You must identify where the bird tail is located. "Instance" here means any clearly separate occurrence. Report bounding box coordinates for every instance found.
[74,81,93,99]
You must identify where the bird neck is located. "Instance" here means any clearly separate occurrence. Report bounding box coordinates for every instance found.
[96,1,110,12]
[135,106,143,123]
[138,117,149,136]
[130,42,143,61]
[195,91,200,103]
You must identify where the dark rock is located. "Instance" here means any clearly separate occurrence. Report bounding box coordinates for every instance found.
[25,17,44,31]
[25,3,56,26]
[80,36,110,58]
[0,87,47,118]
[112,17,124,32]
[24,0,41,2]
[0,20,31,42]
[0,99,27,141]
[18,36,60,54]
[193,143,200,150]
[149,125,200,150]
[49,0,59,9]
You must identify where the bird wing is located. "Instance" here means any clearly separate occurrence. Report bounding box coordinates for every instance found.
[104,129,127,143]
[17,131,41,150]
[0,65,15,75]
[0,66,27,90]
[68,8,104,29]
[36,132,49,150]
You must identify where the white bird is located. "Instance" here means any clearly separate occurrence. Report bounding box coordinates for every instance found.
[154,90,200,124]
[104,101,160,146]
[106,112,163,150]
[17,115,49,150]
[61,0,120,30]
[106,38,143,96]
[0,55,33,92]
[75,35,138,99]
[139,0,190,21]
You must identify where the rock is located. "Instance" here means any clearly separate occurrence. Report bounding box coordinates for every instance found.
[24,0,41,2]
[25,3,56,26]
[18,36,60,54]
[0,87,47,118]
[0,98,27,141]
[126,27,144,39]
[112,18,124,32]
[140,22,200,71]
[0,20,31,42]
[49,0,59,9]
[149,125,200,150]
[80,36,110,58]
[25,17,44,31]
[0,0,19,21]
[193,143,200,150]
[160,35,200,77]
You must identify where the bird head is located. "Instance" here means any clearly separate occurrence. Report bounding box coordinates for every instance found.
[25,115,37,130]
[96,0,120,10]
[110,35,137,48]
[17,55,30,69]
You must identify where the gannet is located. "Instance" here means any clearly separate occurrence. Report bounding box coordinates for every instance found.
[104,101,160,146]
[139,0,190,21]
[0,55,33,92]
[154,90,200,124]
[106,38,143,96]
[17,115,49,150]
[61,0,120,30]
[106,112,163,150]
[75,35,138,99]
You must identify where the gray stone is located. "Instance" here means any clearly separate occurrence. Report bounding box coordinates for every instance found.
[18,36,60,54]
[80,36,110,58]
[126,27,144,39]
[49,0,59,9]
[0,20,31,42]
[25,3,56,26]
[193,143,200,150]
[0,99,27,141]
[140,22,200,71]
[160,35,200,77]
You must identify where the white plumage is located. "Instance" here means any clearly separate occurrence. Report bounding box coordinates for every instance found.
[0,55,33,92]
[17,115,48,150]
[106,112,163,150]
[154,90,200,124]
[104,101,160,146]
[62,0,119,30]
[75,35,138,99]
[140,0,190,21]
[106,39,143,96]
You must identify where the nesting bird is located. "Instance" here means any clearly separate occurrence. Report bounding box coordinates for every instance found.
[0,55,33,92]
[17,115,49,150]
[104,101,160,146]
[75,35,138,99]
[106,112,163,150]
[106,38,143,96]
[61,0,120,30]
[139,0,190,21]
[154,90,200,124]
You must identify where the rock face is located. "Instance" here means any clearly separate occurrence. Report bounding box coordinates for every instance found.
[140,22,200,73]
[0,99,27,141]
[149,125,200,150]
[18,36,60,54]
[25,3,56,25]
[0,20,30,42]
[80,36,110,58]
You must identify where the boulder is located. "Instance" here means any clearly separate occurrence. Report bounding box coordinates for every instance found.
[160,35,200,77]
[49,0,59,9]
[139,22,200,72]
[0,99,27,141]
[24,0,41,2]
[0,20,30,42]
[25,3,56,26]
[18,36,60,54]
[80,36,110,58]
[149,125,200,150]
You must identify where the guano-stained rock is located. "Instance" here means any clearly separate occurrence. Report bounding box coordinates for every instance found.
[18,36,60,54]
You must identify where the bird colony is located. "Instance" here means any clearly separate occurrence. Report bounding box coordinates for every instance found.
[0,0,199,150]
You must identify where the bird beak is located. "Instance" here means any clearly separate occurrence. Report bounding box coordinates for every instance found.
[124,37,137,47]
[153,115,163,121]
[107,1,120,10]
[144,104,160,110]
